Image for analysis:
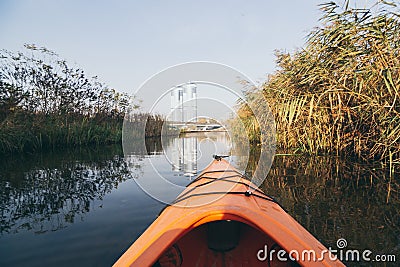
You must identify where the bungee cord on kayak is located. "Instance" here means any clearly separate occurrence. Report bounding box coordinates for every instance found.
[172,172,276,206]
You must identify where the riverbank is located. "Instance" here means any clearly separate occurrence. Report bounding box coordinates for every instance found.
[0,112,122,153]
[0,111,165,154]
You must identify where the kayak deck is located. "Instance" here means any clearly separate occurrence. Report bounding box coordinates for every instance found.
[155,220,287,266]
[114,158,344,267]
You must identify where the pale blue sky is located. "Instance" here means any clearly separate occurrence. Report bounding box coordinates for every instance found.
[0,0,325,96]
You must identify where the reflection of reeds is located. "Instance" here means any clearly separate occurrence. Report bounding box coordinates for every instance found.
[235,138,400,253]
[0,145,136,234]
[233,1,400,166]
[254,154,400,261]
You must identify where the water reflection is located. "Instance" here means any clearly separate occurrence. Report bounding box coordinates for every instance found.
[168,136,197,176]
[125,132,233,206]
[0,134,399,266]
[165,132,231,176]
[0,145,146,235]
[0,133,231,236]
[259,155,400,266]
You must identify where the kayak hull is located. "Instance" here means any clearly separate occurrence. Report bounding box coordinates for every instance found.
[114,159,344,267]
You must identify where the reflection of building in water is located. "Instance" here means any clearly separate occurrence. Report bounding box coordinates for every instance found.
[166,132,232,177]
[169,137,197,176]
[170,83,197,123]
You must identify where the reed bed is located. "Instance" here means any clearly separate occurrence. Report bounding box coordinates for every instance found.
[0,112,121,153]
[236,1,400,165]
[0,45,164,153]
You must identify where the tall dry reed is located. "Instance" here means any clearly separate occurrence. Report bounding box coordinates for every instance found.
[237,1,400,165]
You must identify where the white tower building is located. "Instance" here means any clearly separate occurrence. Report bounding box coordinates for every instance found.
[170,83,197,123]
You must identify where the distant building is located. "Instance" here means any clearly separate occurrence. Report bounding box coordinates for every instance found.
[170,83,197,123]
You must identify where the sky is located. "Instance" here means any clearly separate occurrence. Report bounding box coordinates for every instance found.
[0,0,324,116]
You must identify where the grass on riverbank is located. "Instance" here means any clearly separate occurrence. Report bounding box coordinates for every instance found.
[0,112,165,154]
[0,112,121,153]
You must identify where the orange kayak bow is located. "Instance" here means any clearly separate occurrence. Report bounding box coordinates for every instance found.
[114,158,344,267]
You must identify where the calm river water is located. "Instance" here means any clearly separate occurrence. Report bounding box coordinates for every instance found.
[0,132,398,266]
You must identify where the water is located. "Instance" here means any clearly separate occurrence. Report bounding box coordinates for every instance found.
[0,133,399,266]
